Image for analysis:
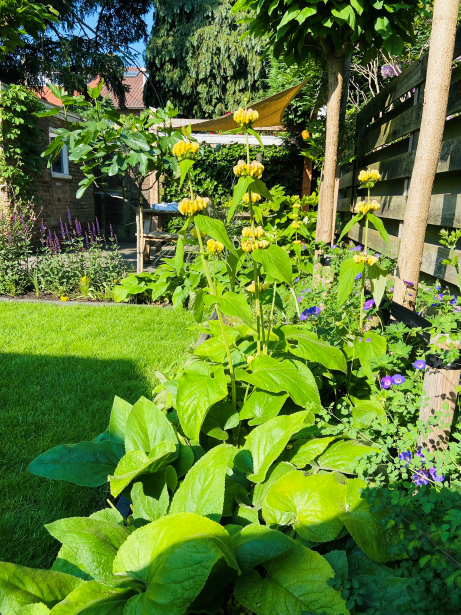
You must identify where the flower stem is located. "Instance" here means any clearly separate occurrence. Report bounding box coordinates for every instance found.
[359,215,369,331]
[217,306,237,412]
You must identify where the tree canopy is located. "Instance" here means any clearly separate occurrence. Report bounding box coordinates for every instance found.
[144,0,268,118]
[0,0,58,59]
[0,0,152,107]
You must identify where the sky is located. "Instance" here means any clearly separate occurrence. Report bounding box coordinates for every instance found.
[79,8,155,66]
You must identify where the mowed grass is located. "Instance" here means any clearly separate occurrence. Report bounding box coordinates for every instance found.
[0,303,196,568]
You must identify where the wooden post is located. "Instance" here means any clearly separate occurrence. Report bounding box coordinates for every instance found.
[418,335,460,452]
[136,204,144,273]
[302,157,313,199]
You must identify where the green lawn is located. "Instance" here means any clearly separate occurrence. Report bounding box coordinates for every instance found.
[0,303,196,569]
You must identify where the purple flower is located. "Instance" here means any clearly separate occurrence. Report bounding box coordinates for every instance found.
[309,306,321,316]
[431,303,439,307]
[359,337,363,342]
[413,360,426,370]
[298,297,302,303]
[356,245,362,251]
[437,293,444,301]
[40,220,45,234]
[381,63,401,79]
[381,375,393,389]
[364,299,375,311]
[300,309,309,321]
[295,276,300,283]
[96,218,100,234]
[375,253,381,258]
[416,449,425,462]
[60,218,65,238]
[399,451,411,466]
[390,286,394,292]
[429,467,445,483]
[403,280,414,286]
[392,374,405,385]
[435,285,441,290]
[366,338,371,343]
[450,296,457,305]
[305,288,311,293]
[331,244,337,249]
[67,208,72,226]
[302,244,306,250]
[355,273,362,280]
[413,469,429,486]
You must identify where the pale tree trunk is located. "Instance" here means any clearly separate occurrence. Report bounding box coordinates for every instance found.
[316,53,345,246]
[393,0,460,308]
[136,205,144,273]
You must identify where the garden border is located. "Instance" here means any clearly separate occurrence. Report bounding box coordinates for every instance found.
[0,297,173,308]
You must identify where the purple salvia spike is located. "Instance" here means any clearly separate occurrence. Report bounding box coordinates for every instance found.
[65,223,70,240]
[92,221,96,236]
[85,232,89,247]
[60,218,65,238]
[41,219,45,234]
[96,218,100,234]
[87,222,92,237]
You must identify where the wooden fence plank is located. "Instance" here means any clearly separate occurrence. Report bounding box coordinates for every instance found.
[359,27,461,127]
[337,198,351,212]
[339,170,354,190]
[349,226,461,285]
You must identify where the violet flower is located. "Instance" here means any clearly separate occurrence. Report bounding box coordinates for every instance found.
[403,280,414,286]
[300,309,309,321]
[414,359,426,370]
[399,451,411,466]
[308,306,321,316]
[392,374,405,385]
[355,273,362,280]
[96,218,100,234]
[413,469,429,486]
[429,467,445,482]
[67,208,72,226]
[363,299,375,311]
[381,375,393,389]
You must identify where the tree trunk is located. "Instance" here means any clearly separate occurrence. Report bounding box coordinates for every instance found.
[136,205,144,273]
[315,53,345,246]
[393,0,460,308]
[418,367,459,452]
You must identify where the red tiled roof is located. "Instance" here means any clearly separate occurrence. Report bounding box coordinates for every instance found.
[34,68,146,110]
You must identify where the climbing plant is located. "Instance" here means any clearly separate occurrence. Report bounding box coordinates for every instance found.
[0,84,43,202]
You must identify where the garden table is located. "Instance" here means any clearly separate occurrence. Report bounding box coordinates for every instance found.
[141,206,181,263]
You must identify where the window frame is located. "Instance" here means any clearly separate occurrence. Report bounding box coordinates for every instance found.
[49,130,72,179]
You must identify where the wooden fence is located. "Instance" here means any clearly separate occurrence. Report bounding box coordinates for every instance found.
[337,27,461,286]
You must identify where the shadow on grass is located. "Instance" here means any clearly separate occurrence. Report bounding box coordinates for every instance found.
[0,353,150,569]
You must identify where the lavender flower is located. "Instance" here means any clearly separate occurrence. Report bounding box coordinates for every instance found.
[40,220,45,234]
[298,297,302,303]
[358,337,363,342]
[67,208,72,226]
[414,359,426,370]
[364,298,375,311]
[60,218,65,239]
[308,306,321,316]
[366,338,371,343]
[295,276,300,283]
[403,280,414,286]
[96,218,100,234]
[413,469,429,486]
[416,449,425,462]
[65,223,70,240]
[331,244,337,249]
[355,273,362,280]
[381,63,401,79]
[305,288,311,293]
[451,296,457,305]
[302,244,306,250]
[88,222,92,237]
[392,374,405,385]
[429,467,445,483]
[390,286,394,292]
[300,309,309,321]
[381,375,393,389]
[85,232,89,247]
[399,451,411,466]
[92,221,96,236]
[437,293,444,301]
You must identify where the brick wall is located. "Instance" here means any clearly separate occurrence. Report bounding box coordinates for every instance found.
[33,115,95,233]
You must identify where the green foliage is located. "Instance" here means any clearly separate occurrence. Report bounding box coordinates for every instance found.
[0,84,43,201]
[237,0,427,65]
[0,0,58,58]
[145,0,268,117]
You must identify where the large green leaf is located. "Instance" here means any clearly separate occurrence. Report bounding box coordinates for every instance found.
[172,433,195,478]
[201,401,239,440]
[27,441,125,487]
[263,471,346,542]
[179,159,194,188]
[113,513,239,615]
[169,444,235,522]
[124,396,178,454]
[17,604,50,615]
[131,473,170,524]
[234,541,349,615]
[368,263,388,309]
[252,244,292,285]
[177,366,228,441]
[338,213,363,242]
[252,462,296,510]
[231,176,255,219]
[0,564,83,615]
[231,524,294,573]
[282,326,347,373]
[350,396,386,429]
[108,396,133,443]
[217,292,254,328]
[240,389,288,426]
[234,411,308,483]
[281,436,340,468]
[49,581,135,615]
[194,215,237,256]
[339,479,400,564]
[109,440,177,497]
[337,258,364,309]
[45,518,131,587]
[316,440,378,474]
[235,356,321,411]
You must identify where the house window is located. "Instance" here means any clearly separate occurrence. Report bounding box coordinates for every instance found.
[50,132,71,178]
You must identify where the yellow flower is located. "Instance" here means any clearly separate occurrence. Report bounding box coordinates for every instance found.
[247,355,255,365]
[367,255,378,266]
[241,239,255,253]
[81,276,87,284]
[178,196,209,216]
[60,296,69,301]
[114,279,118,284]
[370,169,382,182]
[301,129,310,140]
[358,168,382,184]
[255,239,269,249]
[355,200,381,214]
[234,107,259,127]
[353,253,369,264]
[358,170,371,183]
[243,192,261,204]
[233,160,264,178]
[247,281,256,292]
[291,220,301,229]
[242,226,265,239]
[292,203,301,209]
[191,228,205,239]
[172,140,199,161]
[254,226,265,239]
[207,239,224,253]
[293,239,302,244]
[247,281,269,292]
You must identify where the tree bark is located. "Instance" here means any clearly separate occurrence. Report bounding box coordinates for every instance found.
[315,53,345,245]
[393,0,460,308]
[418,367,459,452]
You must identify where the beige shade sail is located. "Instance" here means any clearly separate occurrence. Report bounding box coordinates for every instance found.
[171,79,308,133]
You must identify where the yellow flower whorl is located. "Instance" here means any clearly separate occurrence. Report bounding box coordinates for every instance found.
[243,192,262,204]
[292,203,301,209]
[233,160,264,178]
[178,196,209,216]
[355,200,380,214]
[291,220,301,229]
[366,255,378,266]
[358,168,382,184]
[256,239,269,249]
[247,355,255,365]
[242,226,265,239]
[207,238,224,253]
[353,252,378,266]
[293,240,302,245]
[234,107,259,128]
[172,140,199,161]
[247,281,270,293]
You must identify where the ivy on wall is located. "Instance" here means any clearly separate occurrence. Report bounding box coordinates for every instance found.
[163,142,304,206]
[0,84,43,203]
